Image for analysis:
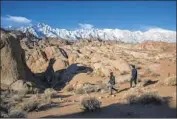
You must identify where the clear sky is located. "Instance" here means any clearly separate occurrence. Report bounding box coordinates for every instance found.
[1,1,176,31]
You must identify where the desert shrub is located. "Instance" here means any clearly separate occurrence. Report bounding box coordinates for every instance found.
[126,92,164,105]
[0,105,9,118]
[80,96,101,111]
[28,87,40,94]
[21,99,39,112]
[83,83,100,93]
[75,87,85,94]
[74,83,100,94]
[138,92,164,105]
[163,76,176,86]
[9,109,27,118]
[44,88,57,98]
[126,94,137,104]
[11,94,24,102]
[14,90,27,98]
[97,82,109,92]
[41,94,52,104]
[95,68,105,77]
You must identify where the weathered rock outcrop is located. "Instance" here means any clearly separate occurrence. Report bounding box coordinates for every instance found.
[0,29,44,91]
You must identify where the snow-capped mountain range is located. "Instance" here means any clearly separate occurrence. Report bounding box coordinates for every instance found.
[5,23,176,43]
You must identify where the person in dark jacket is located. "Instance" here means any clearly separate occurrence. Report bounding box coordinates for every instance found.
[130,65,138,88]
[109,72,118,95]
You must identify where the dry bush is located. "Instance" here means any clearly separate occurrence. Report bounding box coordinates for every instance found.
[22,94,53,112]
[126,92,164,105]
[28,87,40,94]
[11,93,25,102]
[0,105,9,118]
[44,88,57,98]
[41,94,52,104]
[95,68,105,77]
[97,82,110,93]
[9,109,27,118]
[162,76,176,86]
[80,96,101,111]
[21,99,39,112]
[83,83,100,93]
[74,83,100,94]
[14,95,40,112]
[12,90,27,101]
[75,87,85,94]
[126,94,137,104]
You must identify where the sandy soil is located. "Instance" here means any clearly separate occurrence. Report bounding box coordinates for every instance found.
[28,58,176,118]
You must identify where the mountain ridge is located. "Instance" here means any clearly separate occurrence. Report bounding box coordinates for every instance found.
[4,23,176,43]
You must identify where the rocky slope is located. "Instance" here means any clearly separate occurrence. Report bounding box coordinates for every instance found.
[0,28,176,118]
[1,28,176,91]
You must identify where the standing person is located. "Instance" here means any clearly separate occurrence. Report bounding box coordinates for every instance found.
[130,65,138,88]
[108,72,118,95]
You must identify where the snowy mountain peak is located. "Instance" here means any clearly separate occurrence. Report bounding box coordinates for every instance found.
[4,23,176,43]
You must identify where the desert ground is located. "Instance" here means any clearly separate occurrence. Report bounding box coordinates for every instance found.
[0,29,176,118]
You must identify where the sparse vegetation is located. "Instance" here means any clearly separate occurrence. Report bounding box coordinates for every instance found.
[9,109,27,118]
[0,105,8,118]
[21,99,39,112]
[44,88,57,98]
[74,83,100,94]
[75,87,85,94]
[80,96,101,111]
[11,94,24,102]
[162,76,176,86]
[126,92,164,105]
[1,28,176,118]
[96,68,104,77]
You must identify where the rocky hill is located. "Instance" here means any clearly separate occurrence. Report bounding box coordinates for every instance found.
[0,28,176,118]
[1,28,176,91]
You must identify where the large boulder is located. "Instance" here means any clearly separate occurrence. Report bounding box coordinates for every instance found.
[93,63,111,77]
[0,29,44,91]
[110,59,131,73]
[1,30,26,88]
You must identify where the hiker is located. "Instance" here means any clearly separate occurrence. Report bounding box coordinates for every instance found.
[130,65,138,88]
[108,72,118,95]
